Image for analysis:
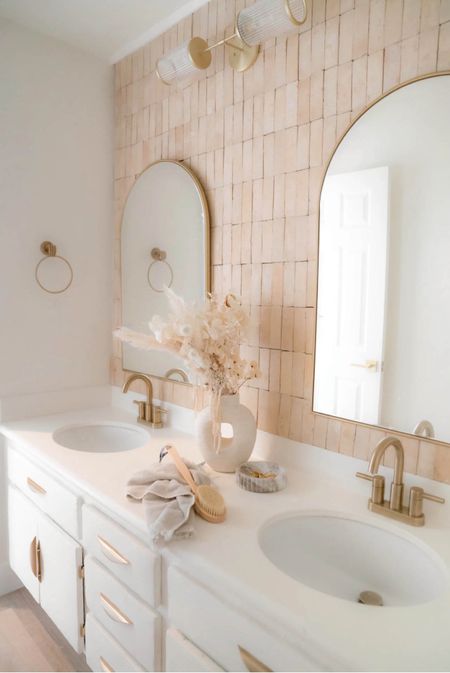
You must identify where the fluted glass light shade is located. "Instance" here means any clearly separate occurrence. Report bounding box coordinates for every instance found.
[237,0,307,47]
[156,38,211,84]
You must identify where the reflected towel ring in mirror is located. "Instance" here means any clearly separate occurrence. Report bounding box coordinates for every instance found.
[165,368,189,383]
[35,241,73,294]
[147,247,174,293]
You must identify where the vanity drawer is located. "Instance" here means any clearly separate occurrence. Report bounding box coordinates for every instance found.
[167,567,319,672]
[166,628,224,672]
[85,613,144,672]
[7,445,79,538]
[85,557,160,671]
[82,505,160,607]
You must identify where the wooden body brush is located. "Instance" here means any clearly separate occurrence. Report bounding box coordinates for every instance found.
[161,445,226,523]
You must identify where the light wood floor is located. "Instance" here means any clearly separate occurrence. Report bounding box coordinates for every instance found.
[0,589,90,672]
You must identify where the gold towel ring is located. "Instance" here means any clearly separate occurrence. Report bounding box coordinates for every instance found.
[35,241,73,294]
[147,247,173,293]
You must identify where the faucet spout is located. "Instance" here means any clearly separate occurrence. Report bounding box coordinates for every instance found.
[122,373,153,423]
[368,436,404,485]
[122,373,152,398]
[357,435,444,525]
[368,436,405,510]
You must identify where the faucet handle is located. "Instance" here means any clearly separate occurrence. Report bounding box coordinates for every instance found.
[422,491,445,504]
[356,471,374,481]
[409,486,445,520]
[133,399,146,421]
[356,472,385,505]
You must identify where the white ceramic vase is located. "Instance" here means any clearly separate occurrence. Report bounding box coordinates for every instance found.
[196,394,257,473]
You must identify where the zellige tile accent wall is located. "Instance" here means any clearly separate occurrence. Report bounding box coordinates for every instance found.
[112,0,450,483]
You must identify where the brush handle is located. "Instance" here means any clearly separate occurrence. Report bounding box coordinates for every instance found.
[166,445,198,494]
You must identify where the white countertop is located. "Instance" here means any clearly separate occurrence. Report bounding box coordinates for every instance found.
[2,400,450,671]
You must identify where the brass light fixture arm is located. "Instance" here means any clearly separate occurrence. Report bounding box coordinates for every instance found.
[205,33,244,53]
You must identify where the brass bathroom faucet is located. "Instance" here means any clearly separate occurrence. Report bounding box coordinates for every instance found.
[356,436,445,526]
[122,373,165,428]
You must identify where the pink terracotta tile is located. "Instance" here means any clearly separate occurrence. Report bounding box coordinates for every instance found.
[438,21,450,68]
[313,413,328,447]
[353,0,370,59]
[418,27,439,73]
[278,394,293,437]
[368,0,386,54]
[339,9,354,64]
[400,35,419,80]
[383,43,401,91]
[340,422,356,455]
[325,16,339,68]
[299,30,312,80]
[367,49,384,102]
[311,23,326,72]
[421,0,440,30]
[352,55,368,113]
[326,419,342,452]
[113,0,450,484]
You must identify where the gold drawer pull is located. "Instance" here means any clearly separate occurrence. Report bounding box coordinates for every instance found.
[97,536,130,565]
[99,593,133,625]
[29,537,42,582]
[27,477,46,495]
[238,646,272,672]
[99,656,115,672]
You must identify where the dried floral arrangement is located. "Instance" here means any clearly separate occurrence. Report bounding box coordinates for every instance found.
[115,289,260,450]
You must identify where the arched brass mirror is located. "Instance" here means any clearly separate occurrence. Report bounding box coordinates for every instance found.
[314,73,450,443]
[121,160,210,382]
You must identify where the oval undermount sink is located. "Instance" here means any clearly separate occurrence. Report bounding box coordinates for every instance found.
[259,512,447,606]
[53,423,149,453]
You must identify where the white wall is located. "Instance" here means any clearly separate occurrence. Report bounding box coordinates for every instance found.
[328,75,450,442]
[0,18,113,398]
[0,19,113,592]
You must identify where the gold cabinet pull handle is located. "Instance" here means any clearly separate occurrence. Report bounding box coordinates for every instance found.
[97,536,130,566]
[27,477,47,495]
[99,593,133,625]
[238,646,272,672]
[30,537,38,579]
[29,537,42,582]
[36,539,42,581]
[99,657,115,672]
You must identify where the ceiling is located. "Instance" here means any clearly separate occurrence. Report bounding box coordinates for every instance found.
[0,0,210,63]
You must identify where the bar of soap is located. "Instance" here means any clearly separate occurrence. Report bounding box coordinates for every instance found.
[236,461,287,493]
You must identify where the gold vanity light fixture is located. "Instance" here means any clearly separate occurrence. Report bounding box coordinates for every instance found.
[156,0,307,84]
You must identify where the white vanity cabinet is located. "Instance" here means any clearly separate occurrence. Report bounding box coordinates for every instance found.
[5,441,316,673]
[82,505,160,607]
[167,567,318,672]
[165,628,224,672]
[7,485,84,653]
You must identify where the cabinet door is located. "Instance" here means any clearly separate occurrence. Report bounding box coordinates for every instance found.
[38,514,84,653]
[166,628,224,672]
[8,486,40,601]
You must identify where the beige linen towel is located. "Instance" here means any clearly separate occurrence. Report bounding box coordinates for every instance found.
[126,460,210,543]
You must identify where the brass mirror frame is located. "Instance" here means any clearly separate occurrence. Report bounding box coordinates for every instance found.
[312,70,450,447]
[119,159,211,386]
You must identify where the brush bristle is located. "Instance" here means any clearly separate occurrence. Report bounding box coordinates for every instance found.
[195,485,226,522]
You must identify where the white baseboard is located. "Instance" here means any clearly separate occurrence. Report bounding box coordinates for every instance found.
[0,561,22,597]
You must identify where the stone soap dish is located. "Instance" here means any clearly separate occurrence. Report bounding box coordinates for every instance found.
[236,461,287,493]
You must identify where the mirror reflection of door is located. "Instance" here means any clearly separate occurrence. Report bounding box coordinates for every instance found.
[313,74,450,443]
[315,167,389,424]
